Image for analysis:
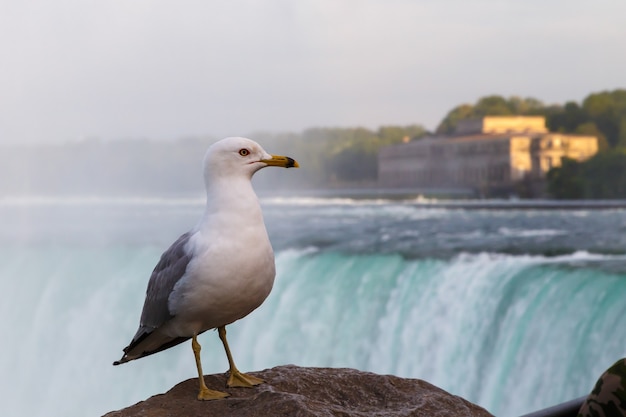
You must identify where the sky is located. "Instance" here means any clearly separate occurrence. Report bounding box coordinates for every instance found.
[0,0,625,145]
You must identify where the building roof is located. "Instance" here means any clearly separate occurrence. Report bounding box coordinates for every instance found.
[455,116,548,136]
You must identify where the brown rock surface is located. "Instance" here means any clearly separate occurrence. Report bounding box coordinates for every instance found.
[104,365,493,417]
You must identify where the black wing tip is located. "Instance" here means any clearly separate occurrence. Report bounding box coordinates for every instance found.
[112,342,134,366]
[113,353,130,366]
[112,336,191,367]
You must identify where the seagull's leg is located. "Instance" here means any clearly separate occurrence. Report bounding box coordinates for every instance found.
[192,334,230,400]
[218,326,264,387]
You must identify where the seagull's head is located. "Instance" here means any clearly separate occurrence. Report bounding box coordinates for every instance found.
[203,137,299,183]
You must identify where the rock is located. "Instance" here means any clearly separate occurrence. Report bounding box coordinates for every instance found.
[104,365,494,417]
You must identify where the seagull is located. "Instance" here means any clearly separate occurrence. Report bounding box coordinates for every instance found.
[113,137,299,400]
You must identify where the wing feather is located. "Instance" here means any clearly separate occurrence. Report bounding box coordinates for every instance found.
[140,232,192,328]
[114,232,193,364]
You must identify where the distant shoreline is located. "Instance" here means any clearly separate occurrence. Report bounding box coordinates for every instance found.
[3,190,626,210]
[258,187,626,209]
[408,200,626,210]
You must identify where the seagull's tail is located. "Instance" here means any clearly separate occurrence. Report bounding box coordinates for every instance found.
[113,327,190,365]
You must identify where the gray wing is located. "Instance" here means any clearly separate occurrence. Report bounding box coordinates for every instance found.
[114,232,192,364]
[140,231,192,329]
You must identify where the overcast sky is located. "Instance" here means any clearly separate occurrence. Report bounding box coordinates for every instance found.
[1,0,624,144]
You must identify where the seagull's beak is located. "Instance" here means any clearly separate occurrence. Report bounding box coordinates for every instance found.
[261,154,299,168]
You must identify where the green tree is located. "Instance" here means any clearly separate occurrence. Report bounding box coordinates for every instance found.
[582,150,626,198]
[509,96,545,114]
[582,90,626,148]
[378,125,427,143]
[473,95,514,116]
[618,119,626,148]
[436,96,546,135]
[436,104,474,135]
[546,158,584,199]
[544,101,588,133]
[574,122,609,150]
[547,150,626,199]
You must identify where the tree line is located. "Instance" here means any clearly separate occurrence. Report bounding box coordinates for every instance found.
[0,125,427,196]
[2,89,624,198]
[252,125,427,188]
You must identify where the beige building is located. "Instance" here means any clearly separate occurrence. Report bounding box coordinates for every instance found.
[378,116,598,196]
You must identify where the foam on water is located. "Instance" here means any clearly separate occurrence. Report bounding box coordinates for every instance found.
[248,250,626,416]
[260,194,438,207]
[1,246,625,416]
[2,198,626,417]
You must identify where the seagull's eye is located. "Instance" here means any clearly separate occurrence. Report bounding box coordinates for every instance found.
[239,149,250,156]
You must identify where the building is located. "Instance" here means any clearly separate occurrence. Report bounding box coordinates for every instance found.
[378,116,598,196]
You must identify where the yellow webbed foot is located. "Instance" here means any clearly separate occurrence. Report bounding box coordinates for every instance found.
[197,386,230,401]
[227,370,265,388]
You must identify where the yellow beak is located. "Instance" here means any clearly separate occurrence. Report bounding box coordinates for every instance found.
[261,154,299,168]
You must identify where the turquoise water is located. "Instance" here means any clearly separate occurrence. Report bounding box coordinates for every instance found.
[1,196,625,416]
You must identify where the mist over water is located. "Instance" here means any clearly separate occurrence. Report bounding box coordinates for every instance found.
[1,196,626,416]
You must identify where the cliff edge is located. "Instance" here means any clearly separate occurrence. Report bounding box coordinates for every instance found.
[103,365,494,417]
